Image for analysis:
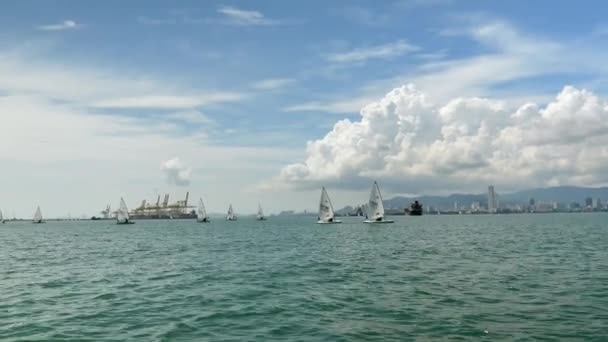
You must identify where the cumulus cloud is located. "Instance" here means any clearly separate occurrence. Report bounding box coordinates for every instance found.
[275,84,608,193]
[38,20,79,31]
[161,157,192,186]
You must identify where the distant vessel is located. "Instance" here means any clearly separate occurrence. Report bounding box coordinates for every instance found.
[317,187,341,224]
[197,198,209,223]
[256,203,267,220]
[117,198,135,224]
[33,206,45,224]
[409,200,423,216]
[0,209,5,223]
[226,204,237,221]
[364,181,394,224]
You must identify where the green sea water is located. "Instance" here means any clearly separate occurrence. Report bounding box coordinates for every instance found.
[1,213,607,341]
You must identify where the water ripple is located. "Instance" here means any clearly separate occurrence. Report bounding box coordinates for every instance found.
[1,214,608,340]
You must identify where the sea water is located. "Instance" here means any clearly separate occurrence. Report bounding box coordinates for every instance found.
[1,214,607,340]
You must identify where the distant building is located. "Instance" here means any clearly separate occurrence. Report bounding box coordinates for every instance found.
[528,198,536,212]
[488,185,497,213]
[536,202,554,212]
[585,197,593,209]
[471,201,481,212]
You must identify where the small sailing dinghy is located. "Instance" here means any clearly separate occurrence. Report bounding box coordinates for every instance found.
[33,206,45,224]
[256,203,267,220]
[317,187,341,224]
[364,181,394,224]
[117,197,135,225]
[197,198,209,223]
[0,209,5,223]
[226,204,237,221]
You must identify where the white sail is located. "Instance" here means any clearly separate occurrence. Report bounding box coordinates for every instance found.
[318,187,337,222]
[256,203,265,220]
[197,198,208,222]
[368,181,385,220]
[33,206,43,223]
[0,209,4,223]
[117,198,129,223]
[226,204,236,220]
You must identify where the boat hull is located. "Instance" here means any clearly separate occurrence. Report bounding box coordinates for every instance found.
[32,221,45,224]
[197,219,210,223]
[363,220,394,224]
[117,221,135,225]
[317,220,342,224]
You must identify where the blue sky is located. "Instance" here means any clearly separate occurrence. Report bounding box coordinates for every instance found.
[2,1,608,217]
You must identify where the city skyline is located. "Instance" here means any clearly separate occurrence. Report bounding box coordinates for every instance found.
[4,1,608,216]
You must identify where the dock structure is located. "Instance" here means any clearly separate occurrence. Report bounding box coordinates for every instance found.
[107,192,196,219]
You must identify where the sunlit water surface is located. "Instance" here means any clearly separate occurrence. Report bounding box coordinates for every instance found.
[1,214,607,340]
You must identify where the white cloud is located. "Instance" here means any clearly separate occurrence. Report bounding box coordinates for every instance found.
[252,78,296,90]
[38,20,79,31]
[274,84,608,194]
[0,93,297,217]
[327,40,419,64]
[0,44,299,218]
[217,6,279,26]
[0,47,246,110]
[165,110,213,125]
[283,97,376,114]
[92,93,244,109]
[292,19,608,115]
[161,157,192,186]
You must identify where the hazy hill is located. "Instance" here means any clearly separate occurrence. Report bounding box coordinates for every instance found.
[364,186,608,210]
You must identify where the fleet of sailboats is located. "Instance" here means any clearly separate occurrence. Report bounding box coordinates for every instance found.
[364,181,394,224]
[6,180,405,224]
[33,206,44,224]
[226,204,237,221]
[317,187,342,224]
[116,197,135,225]
[197,198,209,223]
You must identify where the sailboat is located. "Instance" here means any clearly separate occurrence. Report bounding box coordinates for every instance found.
[0,209,5,224]
[117,197,135,225]
[364,181,394,224]
[226,204,237,221]
[33,206,45,224]
[197,198,209,223]
[317,187,341,224]
[256,203,267,220]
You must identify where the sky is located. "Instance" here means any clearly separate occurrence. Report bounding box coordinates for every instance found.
[2,0,608,218]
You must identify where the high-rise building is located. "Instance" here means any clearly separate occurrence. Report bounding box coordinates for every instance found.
[585,197,593,208]
[528,198,536,212]
[488,185,497,213]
